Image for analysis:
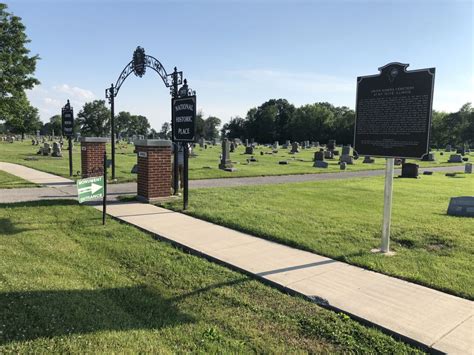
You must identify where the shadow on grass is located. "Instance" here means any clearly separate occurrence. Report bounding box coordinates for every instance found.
[0,218,30,235]
[0,285,194,345]
[0,199,77,209]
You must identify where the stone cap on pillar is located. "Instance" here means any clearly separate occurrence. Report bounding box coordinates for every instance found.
[134,139,172,147]
[80,137,110,143]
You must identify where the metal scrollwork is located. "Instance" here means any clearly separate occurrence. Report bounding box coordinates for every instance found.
[107,47,185,100]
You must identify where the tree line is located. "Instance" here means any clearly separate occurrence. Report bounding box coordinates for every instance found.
[222,99,473,147]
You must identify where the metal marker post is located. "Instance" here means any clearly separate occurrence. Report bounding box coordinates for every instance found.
[68,136,73,176]
[172,68,179,195]
[109,84,116,181]
[183,143,189,210]
[381,157,395,252]
[102,151,108,225]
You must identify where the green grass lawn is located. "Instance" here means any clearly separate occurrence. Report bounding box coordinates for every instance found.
[163,173,474,299]
[0,200,421,353]
[0,170,38,189]
[1,140,470,183]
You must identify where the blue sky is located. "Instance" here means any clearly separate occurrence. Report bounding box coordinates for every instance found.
[7,0,474,130]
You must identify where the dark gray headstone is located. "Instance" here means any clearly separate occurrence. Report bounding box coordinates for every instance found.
[363,156,375,164]
[401,163,419,178]
[245,146,254,154]
[314,151,324,161]
[340,162,347,170]
[314,160,329,168]
[447,196,474,217]
[465,163,472,174]
[448,154,463,163]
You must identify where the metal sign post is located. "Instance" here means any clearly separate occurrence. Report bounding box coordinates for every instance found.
[102,151,107,225]
[354,62,435,254]
[381,158,395,252]
[183,143,189,210]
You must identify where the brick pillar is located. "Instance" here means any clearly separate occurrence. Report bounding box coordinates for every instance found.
[135,140,172,202]
[80,137,109,178]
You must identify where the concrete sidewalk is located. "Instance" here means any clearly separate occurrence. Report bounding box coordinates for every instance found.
[1,162,473,352]
[97,202,473,354]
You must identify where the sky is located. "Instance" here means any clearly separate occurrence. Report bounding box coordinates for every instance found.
[6,0,474,130]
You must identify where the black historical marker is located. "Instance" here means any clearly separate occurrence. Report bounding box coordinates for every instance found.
[172,96,197,142]
[61,101,74,137]
[354,62,435,159]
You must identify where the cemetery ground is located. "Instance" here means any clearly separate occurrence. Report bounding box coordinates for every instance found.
[0,200,420,353]
[163,173,474,300]
[0,140,470,183]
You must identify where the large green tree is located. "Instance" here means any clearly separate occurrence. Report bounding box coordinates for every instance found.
[4,93,41,138]
[40,114,62,136]
[0,3,40,123]
[77,100,110,137]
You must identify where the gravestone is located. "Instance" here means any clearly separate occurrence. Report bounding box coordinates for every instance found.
[290,142,299,154]
[31,138,36,145]
[199,137,205,148]
[324,150,334,159]
[394,158,403,166]
[340,162,347,170]
[341,145,351,156]
[245,139,249,147]
[363,156,375,164]
[456,147,465,156]
[400,163,419,178]
[340,154,354,164]
[448,154,463,163]
[465,163,472,174]
[314,151,324,161]
[42,142,51,156]
[327,140,336,151]
[52,142,62,157]
[273,141,279,149]
[219,139,233,170]
[313,150,328,168]
[230,142,235,152]
[245,146,254,154]
[445,144,452,152]
[421,152,435,161]
[447,196,474,217]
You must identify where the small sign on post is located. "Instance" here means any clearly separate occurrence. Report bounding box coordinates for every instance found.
[354,62,435,254]
[77,176,104,203]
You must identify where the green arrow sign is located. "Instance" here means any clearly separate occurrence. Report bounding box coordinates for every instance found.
[76,176,104,203]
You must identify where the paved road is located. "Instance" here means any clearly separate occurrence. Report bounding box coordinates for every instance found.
[0,162,467,203]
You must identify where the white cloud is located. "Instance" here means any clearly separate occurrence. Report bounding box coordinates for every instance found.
[52,84,95,100]
[26,84,96,121]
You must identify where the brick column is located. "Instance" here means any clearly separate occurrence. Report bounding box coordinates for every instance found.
[134,140,172,203]
[80,137,109,178]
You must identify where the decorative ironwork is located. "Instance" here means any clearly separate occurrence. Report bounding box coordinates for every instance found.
[133,46,146,77]
[178,79,196,97]
[106,47,183,99]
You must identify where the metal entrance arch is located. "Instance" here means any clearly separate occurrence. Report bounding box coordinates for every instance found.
[105,47,193,193]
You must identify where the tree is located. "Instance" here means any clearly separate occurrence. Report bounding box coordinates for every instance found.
[4,93,41,139]
[115,111,132,138]
[203,116,221,140]
[0,4,40,123]
[126,115,150,136]
[222,116,246,139]
[195,110,205,140]
[158,122,171,139]
[77,100,110,137]
[40,114,62,136]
